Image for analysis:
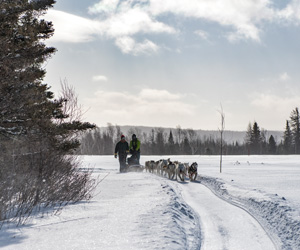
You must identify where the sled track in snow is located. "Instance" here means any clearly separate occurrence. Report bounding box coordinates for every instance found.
[158,178,202,250]
[148,172,278,249]
[142,173,202,250]
[145,170,300,250]
[198,177,280,250]
[200,175,300,250]
[78,167,117,172]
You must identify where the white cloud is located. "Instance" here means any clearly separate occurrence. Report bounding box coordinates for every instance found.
[88,0,177,40]
[92,75,108,82]
[148,0,275,42]
[248,93,300,129]
[94,7,176,38]
[45,10,101,43]
[279,72,291,82]
[44,7,174,55]
[84,88,196,127]
[87,0,271,42]
[46,0,300,53]
[251,93,300,112]
[194,30,209,40]
[115,36,159,55]
[278,0,300,22]
[139,89,181,101]
[86,0,277,47]
[226,23,262,43]
[88,0,119,15]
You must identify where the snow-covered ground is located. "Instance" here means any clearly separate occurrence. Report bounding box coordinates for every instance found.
[1,155,300,250]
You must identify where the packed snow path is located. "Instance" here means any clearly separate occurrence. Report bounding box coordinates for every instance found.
[1,169,276,250]
[174,181,276,250]
[0,172,201,250]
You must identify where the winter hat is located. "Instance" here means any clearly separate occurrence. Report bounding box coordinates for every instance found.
[121,135,125,139]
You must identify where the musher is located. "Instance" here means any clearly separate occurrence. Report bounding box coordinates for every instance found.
[129,134,141,165]
[114,135,129,173]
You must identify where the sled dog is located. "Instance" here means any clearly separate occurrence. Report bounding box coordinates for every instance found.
[145,161,151,172]
[188,162,198,181]
[176,163,186,181]
[149,160,158,173]
[167,161,176,180]
[157,159,168,176]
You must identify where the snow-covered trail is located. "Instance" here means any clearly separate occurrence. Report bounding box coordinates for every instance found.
[3,152,298,250]
[0,171,201,250]
[173,180,276,250]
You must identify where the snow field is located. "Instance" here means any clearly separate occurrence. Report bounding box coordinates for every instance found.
[1,155,300,250]
[0,169,200,250]
[139,155,300,249]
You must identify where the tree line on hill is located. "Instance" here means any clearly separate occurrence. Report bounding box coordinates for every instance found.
[0,1,95,226]
[79,107,300,156]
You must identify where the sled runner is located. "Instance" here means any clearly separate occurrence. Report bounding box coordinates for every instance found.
[126,154,144,172]
[127,164,144,172]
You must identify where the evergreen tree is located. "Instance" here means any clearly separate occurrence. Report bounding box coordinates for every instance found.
[260,129,268,154]
[93,128,103,154]
[186,128,199,154]
[80,130,94,155]
[115,125,121,142]
[176,125,183,152]
[268,135,277,154]
[155,128,165,155]
[149,129,156,155]
[167,130,175,154]
[244,122,252,155]
[102,131,113,155]
[283,120,293,154]
[0,0,56,137]
[183,136,192,154]
[290,107,300,154]
[0,0,95,224]
[250,122,262,154]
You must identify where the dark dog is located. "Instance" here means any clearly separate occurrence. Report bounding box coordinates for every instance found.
[188,162,198,181]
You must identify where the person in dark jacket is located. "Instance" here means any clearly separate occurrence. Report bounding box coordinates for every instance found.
[114,135,129,172]
[129,134,141,165]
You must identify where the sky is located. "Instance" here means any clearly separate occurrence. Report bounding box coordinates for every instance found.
[43,0,300,131]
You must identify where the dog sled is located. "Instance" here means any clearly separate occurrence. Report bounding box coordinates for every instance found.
[126,154,144,172]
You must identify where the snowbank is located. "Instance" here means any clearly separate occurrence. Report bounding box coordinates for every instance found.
[1,155,300,250]
[200,173,300,250]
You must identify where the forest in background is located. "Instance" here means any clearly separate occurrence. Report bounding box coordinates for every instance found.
[78,107,300,155]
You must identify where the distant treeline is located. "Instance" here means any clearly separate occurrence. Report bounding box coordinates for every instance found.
[78,107,300,155]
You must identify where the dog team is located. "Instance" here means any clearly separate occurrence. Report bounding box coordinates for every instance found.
[144,159,198,182]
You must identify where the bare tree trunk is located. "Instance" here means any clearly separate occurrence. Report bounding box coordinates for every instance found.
[218,105,225,173]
